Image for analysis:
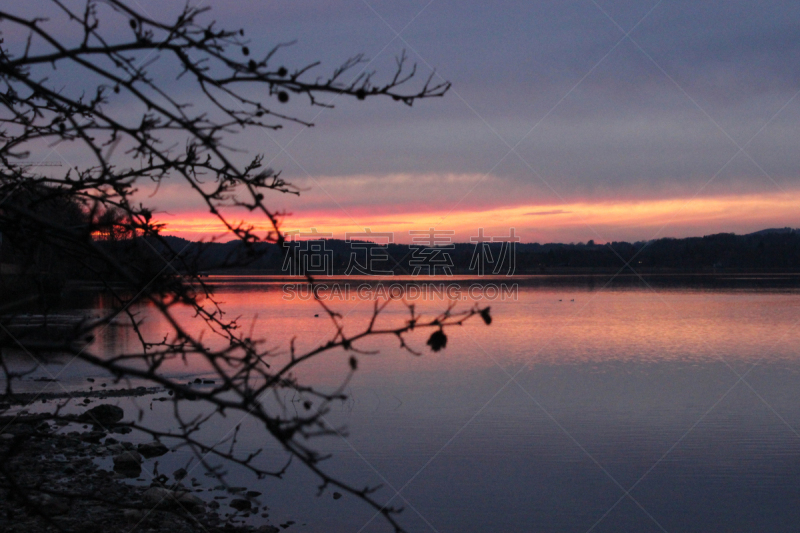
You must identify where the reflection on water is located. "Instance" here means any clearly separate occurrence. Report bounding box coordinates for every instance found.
[8,275,800,532]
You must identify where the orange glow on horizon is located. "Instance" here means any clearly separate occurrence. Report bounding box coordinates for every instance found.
[156,191,800,243]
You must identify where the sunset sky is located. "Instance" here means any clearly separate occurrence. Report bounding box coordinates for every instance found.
[14,1,800,243]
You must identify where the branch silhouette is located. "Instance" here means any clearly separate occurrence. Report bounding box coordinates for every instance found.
[0,2,484,531]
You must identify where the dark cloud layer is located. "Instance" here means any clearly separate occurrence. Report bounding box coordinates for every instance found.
[210,0,800,206]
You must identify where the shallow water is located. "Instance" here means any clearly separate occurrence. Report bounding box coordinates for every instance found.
[7,275,800,532]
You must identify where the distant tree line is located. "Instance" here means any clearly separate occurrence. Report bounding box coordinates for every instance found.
[5,221,800,284]
[111,228,800,275]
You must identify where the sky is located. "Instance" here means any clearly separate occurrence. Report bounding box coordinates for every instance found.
[9,1,800,243]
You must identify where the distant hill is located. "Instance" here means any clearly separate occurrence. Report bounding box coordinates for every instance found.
[746,227,799,236]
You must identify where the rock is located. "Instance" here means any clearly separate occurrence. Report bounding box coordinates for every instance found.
[112,450,142,465]
[114,464,141,478]
[333,492,342,500]
[173,467,187,481]
[80,431,106,443]
[107,443,125,454]
[35,494,69,516]
[230,498,251,511]
[175,491,205,513]
[256,526,280,533]
[246,490,262,498]
[112,450,143,477]
[142,487,205,513]
[142,486,174,508]
[208,500,220,509]
[78,404,123,425]
[138,441,168,458]
[122,509,145,521]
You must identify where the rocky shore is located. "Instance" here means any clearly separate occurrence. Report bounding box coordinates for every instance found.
[0,405,287,533]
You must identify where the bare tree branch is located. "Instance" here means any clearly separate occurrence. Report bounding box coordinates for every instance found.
[0,3,480,532]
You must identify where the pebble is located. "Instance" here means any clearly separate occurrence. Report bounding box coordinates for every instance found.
[138,441,169,458]
[230,499,251,511]
[78,404,123,425]
[107,443,125,454]
[112,450,143,467]
[142,486,174,507]
[176,492,205,514]
[80,431,106,443]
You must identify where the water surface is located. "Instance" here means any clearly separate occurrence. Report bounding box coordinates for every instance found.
[7,275,800,532]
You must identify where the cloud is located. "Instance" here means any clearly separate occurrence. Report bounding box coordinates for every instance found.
[525,210,572,216]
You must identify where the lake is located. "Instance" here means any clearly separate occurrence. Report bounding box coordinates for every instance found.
[7,274,800,532]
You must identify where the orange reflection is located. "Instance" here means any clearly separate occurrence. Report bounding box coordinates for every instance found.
[92,280,800,387]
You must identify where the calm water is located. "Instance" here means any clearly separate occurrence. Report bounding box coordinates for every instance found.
[9,275,800,532]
